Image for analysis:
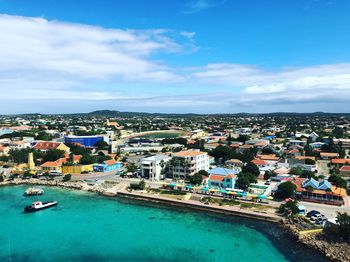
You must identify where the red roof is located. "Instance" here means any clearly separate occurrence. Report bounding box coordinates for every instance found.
[340,166,350,171]
[331,158,350,164]
[209,174,225,182]
[251,159,267,166]
[34,142,62,150]
[104,159,117,165]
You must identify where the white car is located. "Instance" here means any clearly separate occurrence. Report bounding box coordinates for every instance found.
[311,213,326,221]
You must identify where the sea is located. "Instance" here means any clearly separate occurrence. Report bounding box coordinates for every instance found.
[0,185,327,262]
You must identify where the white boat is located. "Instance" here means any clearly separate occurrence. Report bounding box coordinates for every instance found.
[24,188,44,196]
[24,201,58,212]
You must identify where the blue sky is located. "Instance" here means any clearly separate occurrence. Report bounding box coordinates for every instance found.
[0,0,350,114]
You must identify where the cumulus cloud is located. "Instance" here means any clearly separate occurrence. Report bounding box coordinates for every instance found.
[0,14,207,103]
[190,63,350,108]
[0,14,192,101]
[1,14,350,113]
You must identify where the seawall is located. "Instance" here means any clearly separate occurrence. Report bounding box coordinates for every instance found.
[116,191,282,223]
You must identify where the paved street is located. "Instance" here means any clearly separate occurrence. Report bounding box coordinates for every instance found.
[316,160,330,176]
[300,197,350,219]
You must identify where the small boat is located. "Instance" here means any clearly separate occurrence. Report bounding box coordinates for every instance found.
[24,201,58,212]
[24,188,44,196]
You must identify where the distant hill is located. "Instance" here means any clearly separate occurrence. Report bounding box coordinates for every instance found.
[1,110,350,117]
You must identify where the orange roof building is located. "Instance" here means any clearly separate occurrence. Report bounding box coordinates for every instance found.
[34,141,70,153]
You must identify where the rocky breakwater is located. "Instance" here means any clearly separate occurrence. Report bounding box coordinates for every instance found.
[282,217,350,262]
[0,178,84,190]
[86,181,121,195]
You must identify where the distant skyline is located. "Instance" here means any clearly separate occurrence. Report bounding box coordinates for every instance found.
[1,0,350,114]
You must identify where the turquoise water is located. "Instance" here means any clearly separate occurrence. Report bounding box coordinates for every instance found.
[0,186,326,262]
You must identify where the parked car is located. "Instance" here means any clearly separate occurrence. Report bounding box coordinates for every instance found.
[311,213,326,221]
[306,210,320,218]
[315,217,327,226]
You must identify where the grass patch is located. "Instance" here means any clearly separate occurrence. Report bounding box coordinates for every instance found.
[160,190,187,196]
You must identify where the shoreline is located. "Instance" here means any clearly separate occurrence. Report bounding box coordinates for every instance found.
[116,190,282,223]
[0,179,282,223]
[1,179,347,261]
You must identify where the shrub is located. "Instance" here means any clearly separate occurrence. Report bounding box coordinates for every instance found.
[63,174,72,182]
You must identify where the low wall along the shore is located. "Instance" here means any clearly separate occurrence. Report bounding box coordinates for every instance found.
[116,191,282,223]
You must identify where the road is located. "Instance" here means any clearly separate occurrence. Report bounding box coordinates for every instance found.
[316,160,330,176]
[71,172,164,188]
[300,197,350,219]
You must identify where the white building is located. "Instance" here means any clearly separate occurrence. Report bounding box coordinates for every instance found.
[169,150,209,179]
[141,154,171,181]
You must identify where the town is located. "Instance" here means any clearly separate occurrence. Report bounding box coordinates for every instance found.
[0,111,349,260]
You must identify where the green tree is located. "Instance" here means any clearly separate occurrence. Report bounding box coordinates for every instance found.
[289,166,303,176]
[189,170,208,185]
[263,170,276,180]
[125,163,137,173]
[237,134,250,143]
[139,180,146,190]
[242,162,260,177]
[261,147,275,155]
[65,143,91,155]
[275,181,297,199]
[94,140,109,150]
[305,158,316,165]
[336,212,350,240]
[79,154,96,165]
[42,149,65,162]
[278,200,299,216]
[62,174,72,182]
[236,175,251,190]
[9,148,31,163]
[35,131,53,141]
[328,175,347,189]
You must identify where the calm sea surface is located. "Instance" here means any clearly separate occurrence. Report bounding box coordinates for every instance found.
[0,186,327,262]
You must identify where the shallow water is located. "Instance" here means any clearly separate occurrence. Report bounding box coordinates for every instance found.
[0,186,327,262]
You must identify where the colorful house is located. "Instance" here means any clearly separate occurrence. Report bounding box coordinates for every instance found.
[40,158,67,173]
[294,178,347,206]
[206,168,238,189]
[93,160,122,172]
[62,164,94,174]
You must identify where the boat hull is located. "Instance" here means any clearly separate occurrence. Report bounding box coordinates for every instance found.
[24,202,58,213]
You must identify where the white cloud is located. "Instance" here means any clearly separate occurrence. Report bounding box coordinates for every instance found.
[0,14,188,92]
[190,63,350,108]
[182,0,226,14]
[1,14,350,113]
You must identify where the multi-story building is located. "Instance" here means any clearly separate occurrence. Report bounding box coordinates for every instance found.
[141,154,171,181]
[64,135,109,147]
[168,150,209,179]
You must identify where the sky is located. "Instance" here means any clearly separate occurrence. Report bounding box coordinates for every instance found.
[0,0,350,114]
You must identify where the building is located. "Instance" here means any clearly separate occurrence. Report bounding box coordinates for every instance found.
[168,150,209,179]
[320,152,339,160]
[65,135,109,148]
[288,140,307,147]
[339,166,350,176]
[225,159,244,169]
[34,141,70,153]
[331,158,350,166]
[141,154,171,181]
[206,168,238,189]
[294,178,347,206]
[93,160,122,172]
[0,145,10,156]
[309,132,319,142]
[62,164,94,174]
[40,158,67,173]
